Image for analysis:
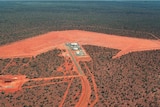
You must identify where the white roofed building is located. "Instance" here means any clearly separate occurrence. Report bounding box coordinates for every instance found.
[70,42,78,46]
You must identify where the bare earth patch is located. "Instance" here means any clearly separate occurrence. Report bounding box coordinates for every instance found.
[0,30,159,59]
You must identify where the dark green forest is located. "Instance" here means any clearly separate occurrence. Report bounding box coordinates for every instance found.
[0,1,160,45]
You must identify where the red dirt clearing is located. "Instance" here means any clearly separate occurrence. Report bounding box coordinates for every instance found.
[0,30,159,58]
[0,75,28,93]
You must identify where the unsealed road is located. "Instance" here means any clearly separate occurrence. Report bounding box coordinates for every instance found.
[65,45,91,107]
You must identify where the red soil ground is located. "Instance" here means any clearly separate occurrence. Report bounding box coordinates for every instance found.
[0,75,28,93]
[0,30,159,59]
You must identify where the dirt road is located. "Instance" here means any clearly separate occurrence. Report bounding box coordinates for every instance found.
[66,45,91,107]
[76,76,91,107]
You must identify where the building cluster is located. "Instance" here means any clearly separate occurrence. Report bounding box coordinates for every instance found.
[66,42,85,56]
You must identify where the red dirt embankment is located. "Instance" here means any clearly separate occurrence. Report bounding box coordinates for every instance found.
[0,30,159,58]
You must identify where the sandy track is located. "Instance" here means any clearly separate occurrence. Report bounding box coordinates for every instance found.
[30,75,82,81]
[23,81,67,89]
[76,76,91,107]
[0,30,159,59]
[1,59,13,74]
[0,75,82,93]
[65,43,92,107]
[59,78,73,107]
[84,62,99,107]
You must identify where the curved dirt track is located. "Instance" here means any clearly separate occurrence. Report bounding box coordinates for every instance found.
[76,76,91,107]
[65,44,92,107]
[59,78,73,107]
[83,62,99,107]
[0,30,159,58]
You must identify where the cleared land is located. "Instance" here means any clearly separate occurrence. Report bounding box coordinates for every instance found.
[0,30,159,59]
